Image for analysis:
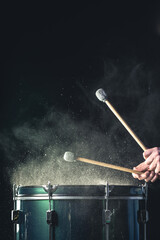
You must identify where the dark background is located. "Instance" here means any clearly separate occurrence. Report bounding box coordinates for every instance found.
[1,1,160,239]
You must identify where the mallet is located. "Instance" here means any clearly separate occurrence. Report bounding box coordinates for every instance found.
[63,151,142,174]
[95,88,147,151]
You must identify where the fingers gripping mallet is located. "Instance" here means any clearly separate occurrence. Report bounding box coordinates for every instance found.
[95,89,147,151]
[63,152,142,174]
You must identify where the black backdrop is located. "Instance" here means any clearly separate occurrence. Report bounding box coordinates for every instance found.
[1,2,160,239]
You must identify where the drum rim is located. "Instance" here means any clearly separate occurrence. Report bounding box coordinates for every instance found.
[15,184,144,188]
[14,195,145,200]
[14,184,146,200]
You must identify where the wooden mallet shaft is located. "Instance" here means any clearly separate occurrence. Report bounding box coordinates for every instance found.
[64,152,142,174]
[104,99,147,151]
[95,89,147,151]
[77,157,142,174]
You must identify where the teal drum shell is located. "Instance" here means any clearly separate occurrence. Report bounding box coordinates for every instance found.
[14,185,146,240]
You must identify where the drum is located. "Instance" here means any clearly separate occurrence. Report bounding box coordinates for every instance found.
[11,184,147,240]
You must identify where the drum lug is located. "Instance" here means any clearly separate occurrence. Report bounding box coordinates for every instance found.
[102,209,112,224]
[11,210,23,224]
[43,184,58,195]
[137,210,149,224]
[46,210,58,226]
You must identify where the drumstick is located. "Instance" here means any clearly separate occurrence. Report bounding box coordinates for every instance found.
[64,152,142,174]
[95,89,147,151]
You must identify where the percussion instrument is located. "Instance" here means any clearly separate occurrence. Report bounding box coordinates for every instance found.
[11,183,148,240]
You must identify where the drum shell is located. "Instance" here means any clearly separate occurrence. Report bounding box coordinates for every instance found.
[13,185,147,240]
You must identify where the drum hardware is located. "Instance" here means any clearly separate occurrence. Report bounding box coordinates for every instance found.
[12,184,19,214]
[11,184,23,240]
[11,184,20,223]
[142,183,149,224]
[103,182,112,240]
[138,183,148,240]
[11,209,23,224]
[102,209,112,224]
[105,182,111,223]
[44,182,58,240]
[43,182,58,195]
[137,209,149,224]
[43,182,58,225]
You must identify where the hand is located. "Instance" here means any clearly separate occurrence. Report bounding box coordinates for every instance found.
[132,147,160,182]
